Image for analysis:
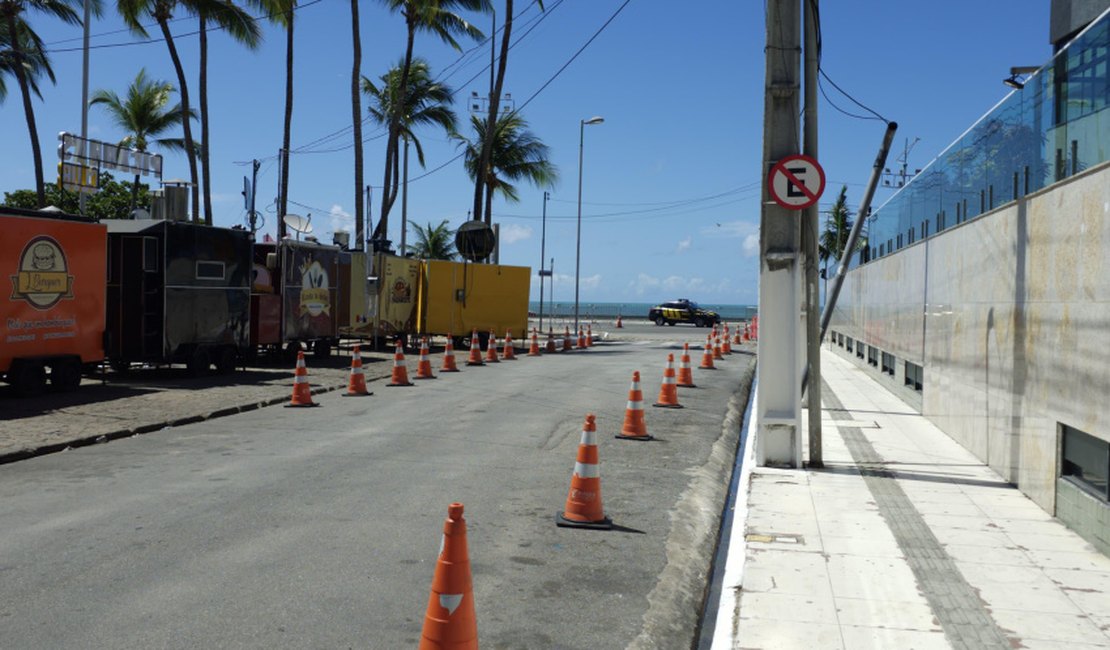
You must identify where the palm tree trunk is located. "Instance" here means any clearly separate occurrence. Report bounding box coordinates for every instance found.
[158,19,200,223]
[6,13,46,208]
[350,0,364,248]
[472,0,514,227]
[375,21,416,245]
[131,173,141,214]
[199,16,212,225]
[279,6,294,238]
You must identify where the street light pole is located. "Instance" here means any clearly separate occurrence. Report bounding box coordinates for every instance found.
[539,191,549,332]
[574,116,604,335]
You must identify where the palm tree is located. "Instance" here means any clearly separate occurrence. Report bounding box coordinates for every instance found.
[89,68,195,214]
[197,2,261,225]
[408,220,456,260]
[372,0,488,247]
[818,185,864,294]
[350,0,363,247]
[117,0,254,223]
[1,0,87,208]
[257,0,296,238]
[459,112,558,226]
[362,57,457,252]
[0,16,54,103]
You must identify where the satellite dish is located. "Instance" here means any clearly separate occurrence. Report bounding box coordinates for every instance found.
[41,205,63,213]
[282,213,313,240]
[455,221,496,262]
[131,208,151,220]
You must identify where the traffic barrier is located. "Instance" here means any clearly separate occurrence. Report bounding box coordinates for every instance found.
[556,414,612,530]
[465,329,484,366]
[387,341,414,386]
[419,503,477,649]
[615,371,653,441]
[415,336,436,380]
[653,353,683,408]
[441,334,461,372]
[699,338,716,370]
[527,328,542,356]
[502,330,517,360]
[484,329,500,363]
[562,326,572,352]
[343,345,372,396]
[285,350,319,407]
[586,324,594,347]
[677,343,696,387]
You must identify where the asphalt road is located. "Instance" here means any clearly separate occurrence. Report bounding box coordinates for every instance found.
[0,322,753,649]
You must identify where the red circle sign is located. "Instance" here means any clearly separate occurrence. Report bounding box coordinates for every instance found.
[768,154,825,210]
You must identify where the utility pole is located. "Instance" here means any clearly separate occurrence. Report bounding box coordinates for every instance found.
[882,137,920,188]
[79,0,91,216]
[757,0,802,468]
[539,191,549,332]
[249,159,260,234]
[803,0,822,467]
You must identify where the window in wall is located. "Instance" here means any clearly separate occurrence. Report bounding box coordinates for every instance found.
[905,361,923,391]
[856,343,864,359]
[1061,424,1109,501]
[867,345,878,367]
[838,333,844,347]
[897,233,903,249]
[846,337,854,353]
[196,261,226,280]
[881,351,895,376]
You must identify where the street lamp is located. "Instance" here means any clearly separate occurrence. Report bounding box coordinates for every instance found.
[574,116,604,334]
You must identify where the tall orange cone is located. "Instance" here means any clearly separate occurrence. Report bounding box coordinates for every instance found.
[285,350,319,407]
[722,325,733,355]
[616,314,623,328]
[419,503,477,649]
[465,329,485,366]
[576,328,587,349]
[733,325,742,345]
[502,330,517,360]
[387,341,414,386]
[742,323,751,342]
[677,343,697,388]
[343,345,373,396]
[562,326,572,352]
[484,329,500,363]
[585,324,594,347]
[615,371,653,441]
[653,353,683,408]
[527,328,542,356]
[556,414,612,530]
[415,336,437,380]
[545,330,557,353]
[699,339,717,370]
[441,334,461,372]
[713,333,724,360]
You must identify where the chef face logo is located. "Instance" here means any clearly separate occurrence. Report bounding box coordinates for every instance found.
[10,236,74,309]
[298,258,331,317]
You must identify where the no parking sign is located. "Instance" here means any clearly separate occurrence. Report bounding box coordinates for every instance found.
[768,154,825,210]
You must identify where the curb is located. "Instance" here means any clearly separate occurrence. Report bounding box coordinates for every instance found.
[0,374,388,467]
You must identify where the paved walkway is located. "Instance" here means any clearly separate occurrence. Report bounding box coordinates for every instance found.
[713,349,1110,649]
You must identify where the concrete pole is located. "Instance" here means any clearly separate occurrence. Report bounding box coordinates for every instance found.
[757,0,802,468]
[79,0,90,215]
[803,0,822,467]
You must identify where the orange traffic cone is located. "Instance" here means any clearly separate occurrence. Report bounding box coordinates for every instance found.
[415,336,437,380]
[286,350,319,407]
[545,330,557,353]
[722,326,733,355]
[562,326,572,352]
[441,334,461,372]
[556,414,612,530]
[752,315,759,340]
[527,328,542,357]
[615,371,653,441]
[733,325,742,345]
[653,353,683,409]
[742,323,751,342]
[484,329,500,363]
[387,341,414,386]
[616,315,623,328]
[699,339,716,370]
[576,328,587,349]
[419,503,477,650]
[502,330,517,360]
[466,329,485,367]
[586,324,594,347]
[343,345,372,396]
[677,343,697,388]
[713,334,724,360]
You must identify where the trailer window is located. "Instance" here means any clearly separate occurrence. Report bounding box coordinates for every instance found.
[196,261,226,280]
[143,237,158,272]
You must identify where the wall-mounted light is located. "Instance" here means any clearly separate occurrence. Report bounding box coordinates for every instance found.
[1004,66,1040,90]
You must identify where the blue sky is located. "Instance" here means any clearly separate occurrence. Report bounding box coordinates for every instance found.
[1,1,1051,304]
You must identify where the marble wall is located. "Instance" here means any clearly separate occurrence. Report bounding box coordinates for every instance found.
[829,162,1110,514]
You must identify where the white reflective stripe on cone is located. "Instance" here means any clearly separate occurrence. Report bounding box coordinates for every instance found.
[294,374,309,384]
[627,400,644,409]
[351,367,363,375]
[663,376,676,385]
[439,594,464,615]
[573,462,600,479]
[580,430,597,445]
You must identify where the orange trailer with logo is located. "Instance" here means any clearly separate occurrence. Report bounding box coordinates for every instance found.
[1,208,107,396]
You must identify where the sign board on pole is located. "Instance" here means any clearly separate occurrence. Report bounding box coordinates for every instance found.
[768,154,825,210]
[58,161,99,194]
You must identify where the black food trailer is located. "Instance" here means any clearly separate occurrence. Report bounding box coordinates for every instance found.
[250,239,341,359]
[105,219,252,375]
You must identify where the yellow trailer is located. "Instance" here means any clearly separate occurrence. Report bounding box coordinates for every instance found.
[417,259,530,338]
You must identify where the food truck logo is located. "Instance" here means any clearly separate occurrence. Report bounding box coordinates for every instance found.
[10,236,74,310]
[298,258,331,317]
[391,278,412,304]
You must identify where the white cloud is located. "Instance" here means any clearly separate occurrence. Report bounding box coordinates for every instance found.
[329,204,351,235]
[676,236,692,253]
[499,223,532,244]
[742,233,759,257]
[630,273,661,296]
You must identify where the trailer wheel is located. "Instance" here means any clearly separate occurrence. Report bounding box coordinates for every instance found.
[215,347,238,375]
[187,347,211,377]
[49,358,82,392]
[11,360,46,397]
[284,342,303,363]
[313,339,332,359]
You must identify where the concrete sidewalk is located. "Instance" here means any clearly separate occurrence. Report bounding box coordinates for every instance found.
[713,350,1110,649]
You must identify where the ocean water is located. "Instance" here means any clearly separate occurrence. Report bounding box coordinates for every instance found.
[528,301,757,321]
